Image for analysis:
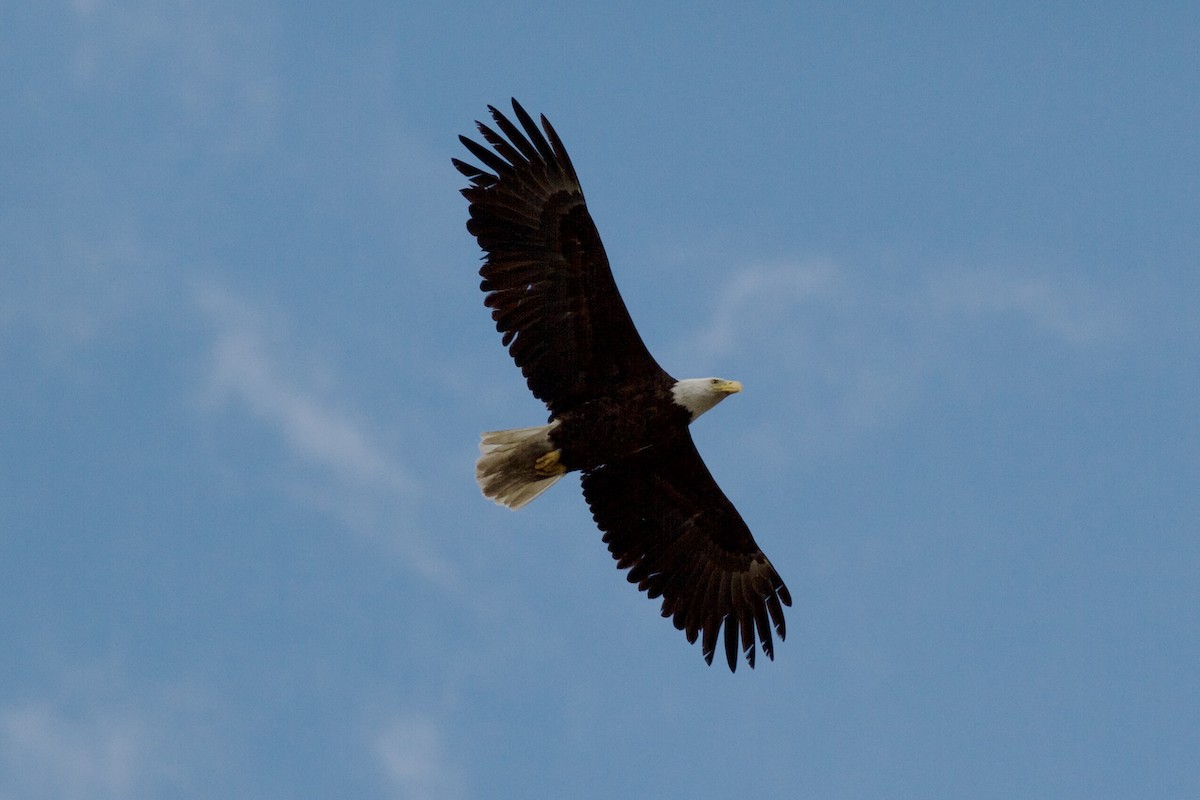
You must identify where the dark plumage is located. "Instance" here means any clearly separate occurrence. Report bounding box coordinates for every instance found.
[455,100,791,671]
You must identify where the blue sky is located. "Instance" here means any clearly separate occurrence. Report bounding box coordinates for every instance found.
[3,2,1198,798]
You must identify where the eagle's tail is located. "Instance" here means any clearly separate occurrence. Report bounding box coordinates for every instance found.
[475,422,565,509]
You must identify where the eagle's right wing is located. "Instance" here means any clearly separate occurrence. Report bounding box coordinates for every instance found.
[454,100,672,416]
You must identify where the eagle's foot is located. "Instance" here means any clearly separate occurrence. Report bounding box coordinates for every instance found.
[534,449,565,477]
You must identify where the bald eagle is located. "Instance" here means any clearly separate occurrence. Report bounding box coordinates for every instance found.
[454,100,790,671]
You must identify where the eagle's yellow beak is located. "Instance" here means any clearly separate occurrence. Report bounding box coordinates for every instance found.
[716,380,743,394]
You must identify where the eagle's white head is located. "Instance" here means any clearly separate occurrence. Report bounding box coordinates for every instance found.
[671,377,743,422]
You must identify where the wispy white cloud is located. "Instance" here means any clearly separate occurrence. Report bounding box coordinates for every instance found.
[66,0,281,155]
[695,259,1117,361]
[686,258,1125,456]
[374,715,465,800]
[918,269,1121,344]
[0,705,154,796]
[193,283,457,583]
[685,260,917,446]
[0,207,167,377]
[197,285,413,496]
[0,662,228,800]
[695,261,838,358]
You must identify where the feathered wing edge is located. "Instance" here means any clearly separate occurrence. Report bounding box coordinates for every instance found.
[580,439,792,672]
[452,99,580,193]
[453,99,671,415]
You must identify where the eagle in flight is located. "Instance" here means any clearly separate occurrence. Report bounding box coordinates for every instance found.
[454,100,790,671]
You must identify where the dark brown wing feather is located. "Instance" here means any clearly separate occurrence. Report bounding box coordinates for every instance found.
[580,434,792,671]
[453,99,671,415]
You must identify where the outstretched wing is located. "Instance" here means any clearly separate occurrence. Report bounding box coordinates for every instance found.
[580,435,792,671]
[453,99,671,416]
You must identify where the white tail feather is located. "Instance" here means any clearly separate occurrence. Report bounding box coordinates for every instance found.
[475,422,564,509]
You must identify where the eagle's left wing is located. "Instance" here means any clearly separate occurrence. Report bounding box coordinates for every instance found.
[580,435,791,671]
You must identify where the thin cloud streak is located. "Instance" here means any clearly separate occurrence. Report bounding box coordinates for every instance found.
[66,0,281,155]
[688,259,1125,455]
[696,262,837,358]
[919,270,1121,344]
[197,284,413,496]
[0,703,149,800]
[699,260,1119,361]
[193,283,458,584]
[374,715,465,800]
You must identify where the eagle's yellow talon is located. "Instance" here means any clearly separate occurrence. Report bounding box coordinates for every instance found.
[534,449,565,477]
